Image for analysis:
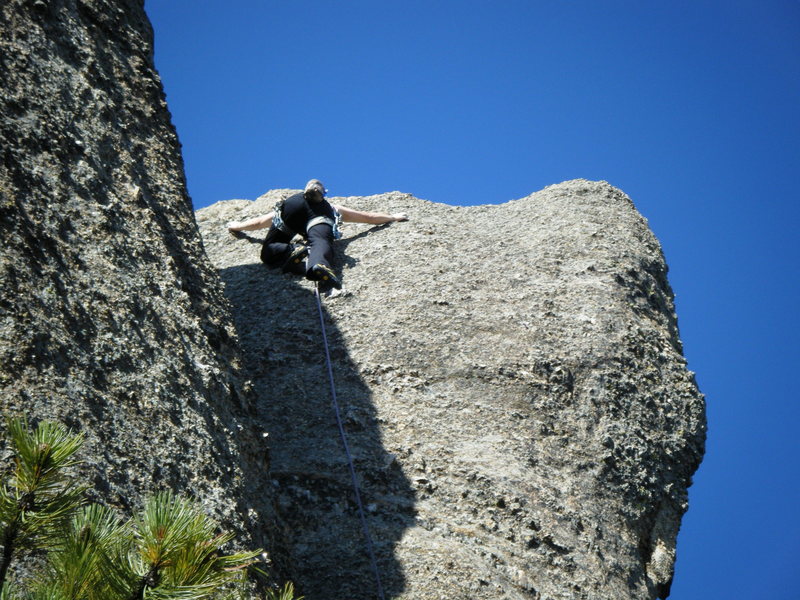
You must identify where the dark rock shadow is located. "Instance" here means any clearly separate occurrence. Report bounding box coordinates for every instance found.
[219,246,415,600]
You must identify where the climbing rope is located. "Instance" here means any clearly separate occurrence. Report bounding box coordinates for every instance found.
[314,285,386,600]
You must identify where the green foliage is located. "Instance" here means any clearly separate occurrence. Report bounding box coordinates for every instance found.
[0,418,300,600]
[265,582,302,600]
[121,492,261,600]
[0,418,86,586]
[45,503,130,600]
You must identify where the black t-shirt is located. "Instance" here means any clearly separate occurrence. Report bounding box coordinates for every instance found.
[281,192,335,237]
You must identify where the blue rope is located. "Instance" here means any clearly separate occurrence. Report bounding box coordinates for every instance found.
[314,285,386,600]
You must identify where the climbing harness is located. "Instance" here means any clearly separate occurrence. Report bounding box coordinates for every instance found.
[274,200,342,239]
[314,285,385,600]
[272,200,294,236]
[306,208,343,240]
[334,209,343,239]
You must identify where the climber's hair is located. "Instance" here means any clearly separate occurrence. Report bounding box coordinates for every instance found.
[304,179,326,203]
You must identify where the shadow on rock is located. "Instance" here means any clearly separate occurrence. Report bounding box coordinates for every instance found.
[219,261,415,600]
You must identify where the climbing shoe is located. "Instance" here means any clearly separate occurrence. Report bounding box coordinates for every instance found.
[281,244,308,273]
[309,264,342,289]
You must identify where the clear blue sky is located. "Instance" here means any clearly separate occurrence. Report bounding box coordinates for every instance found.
[145,1,800,597]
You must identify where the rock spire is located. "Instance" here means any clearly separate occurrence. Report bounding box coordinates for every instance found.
[198,181,706,599]
[0,0,282,575]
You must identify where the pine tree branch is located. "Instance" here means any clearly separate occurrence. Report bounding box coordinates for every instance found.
[0,518,19,589]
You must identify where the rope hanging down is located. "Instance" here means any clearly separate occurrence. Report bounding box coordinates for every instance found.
[314,285,386,600]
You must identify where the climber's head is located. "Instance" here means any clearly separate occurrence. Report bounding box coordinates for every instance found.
[304,179,327,203]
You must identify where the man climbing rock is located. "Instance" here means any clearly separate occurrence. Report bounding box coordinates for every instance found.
[226,179,408,292]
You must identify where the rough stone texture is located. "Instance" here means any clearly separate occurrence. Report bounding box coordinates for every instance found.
[198,181,706,600]
[0,1,706,597]
[0,0,282,578]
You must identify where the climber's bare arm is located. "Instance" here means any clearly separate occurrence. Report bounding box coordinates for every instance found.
[334,205,408,224]
[227,212,274,233]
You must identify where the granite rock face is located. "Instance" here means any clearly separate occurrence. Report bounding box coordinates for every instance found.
[0,1,705,597]
[0,0,281,573]
[198,181,706,600]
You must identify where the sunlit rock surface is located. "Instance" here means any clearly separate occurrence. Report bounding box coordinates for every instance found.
[198,180,706,599]
[0,0,283,578]
[0,1,706,597]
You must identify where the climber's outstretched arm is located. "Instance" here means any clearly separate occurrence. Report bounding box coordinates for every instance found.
[227,212,274,233]
[334,205,408,224]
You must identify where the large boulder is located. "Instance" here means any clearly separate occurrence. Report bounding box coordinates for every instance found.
[197,180,706,600]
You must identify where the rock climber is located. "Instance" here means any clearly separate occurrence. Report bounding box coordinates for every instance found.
[226,179,408,292]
